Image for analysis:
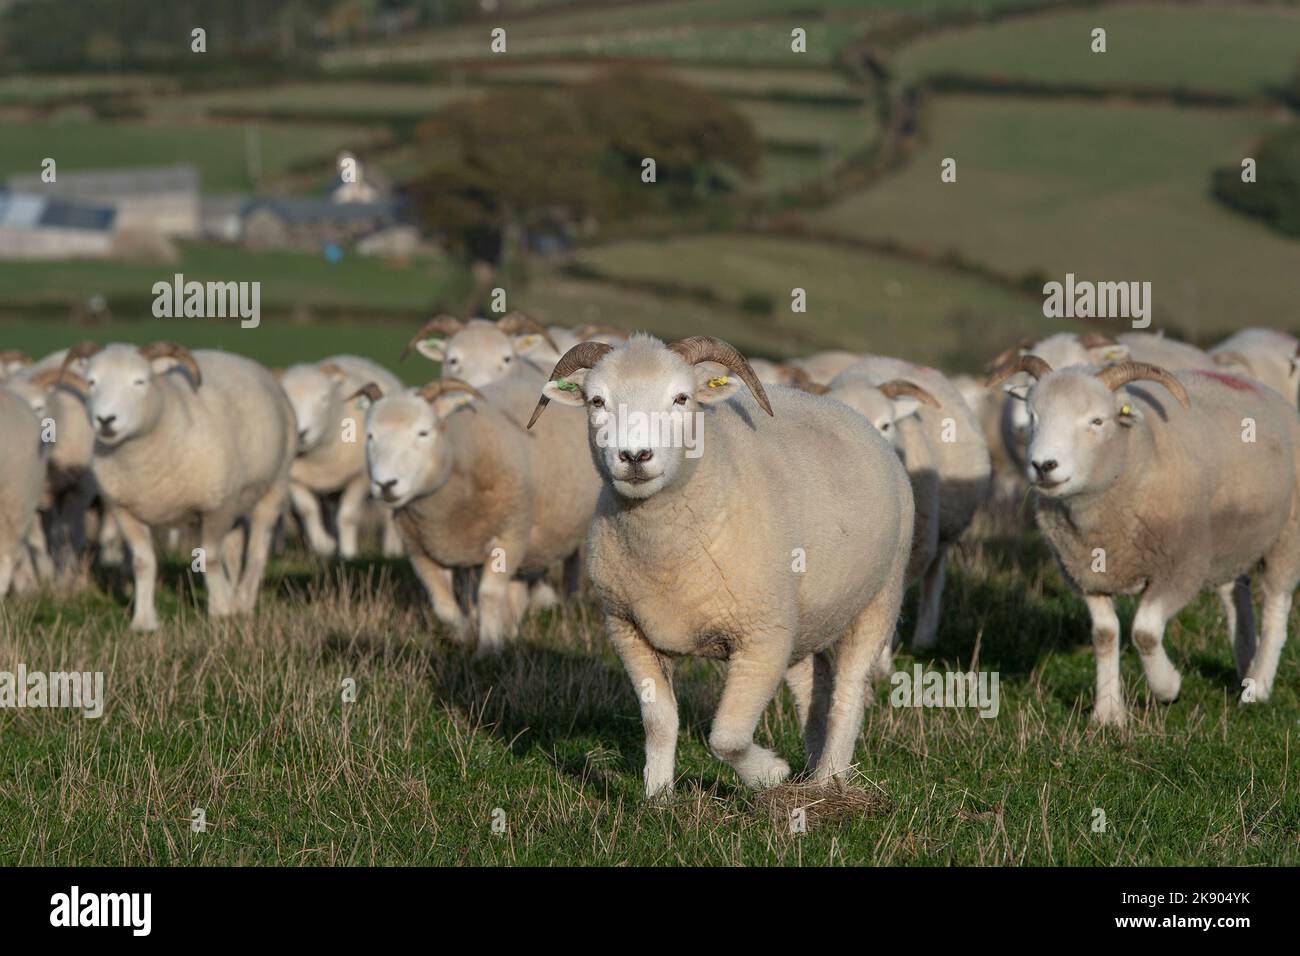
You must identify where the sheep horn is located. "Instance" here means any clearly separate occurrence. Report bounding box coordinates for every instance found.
[1096,361,1190,409]
[416,378,486,406]
[62,340,103,374]
[789,377,830,396]
[879,379,941,408]
[1212,350,1252,371]
[347,383,385,404]
[30,367,90,396]
[497,312,559,354]
[526,341,614,429]
[667,336,773,417]
[983,336,1039,374]
[401,314,465,361]
[572,323,629,342]
[1078,332,1119,348]
[317,361,348,380]
[139,341,202,390]
[1,350,32,368]
[985,354,1054,388]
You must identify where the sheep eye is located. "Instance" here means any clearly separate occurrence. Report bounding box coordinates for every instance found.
[881,423,890,431]
[503,356,512,364]
[132,378,147,387]
[590,396,605,408]
[417,429,431,438]
[1090,417,1104,427]
[673,393,689,406]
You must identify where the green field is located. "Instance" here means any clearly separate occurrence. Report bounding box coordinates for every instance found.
[738,99,875,152]
[1,503,1295,865]
[150,82,484,121]
[894,4,1300,97]
[810,96,1295,339]
[0,120,386,191]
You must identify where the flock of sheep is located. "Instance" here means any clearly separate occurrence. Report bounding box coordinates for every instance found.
[1,318,1297,796]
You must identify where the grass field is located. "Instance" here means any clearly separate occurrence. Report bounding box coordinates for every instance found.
[1,502,1295,865]
[150,82,484,121]
[810,96,1295,340]
[0,120,386,192]
[893,4,1300,97]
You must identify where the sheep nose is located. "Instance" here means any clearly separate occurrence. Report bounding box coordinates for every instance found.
[298,428,309,442]
[96,414,116,428]
[376,478,398,492]
[1032,458,1058,477]
[619,449,653,464]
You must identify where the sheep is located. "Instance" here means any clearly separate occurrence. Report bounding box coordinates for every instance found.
[358,365,601,654]
[787,350,862,385]
[401,312,560,388]
[1208,328,1299,409]
[529,334,914,796]
[0,385,47,598]
[823,357,992,650]
[988,354,1300,724]
[278,356,404,559]
[1,350,33,381]
[4,367,97,581]
[64,341,296,630]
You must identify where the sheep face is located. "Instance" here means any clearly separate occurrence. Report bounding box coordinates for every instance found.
[281,365,343,453]
[416,320,547,388]
[827,382,919,448]
[363,391,473,508]
[1004,334,1127,436]
[541,338,740,500]
[1019,370,1134,499]
[82,346,168,446]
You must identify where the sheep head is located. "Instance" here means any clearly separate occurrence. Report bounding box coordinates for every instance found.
[402,312,556,387]
[69,341,201,445]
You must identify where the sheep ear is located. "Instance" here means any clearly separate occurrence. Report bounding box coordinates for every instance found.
[1088,344,1130,365]
[148,356,180,376]
[541,369,588,407]
[513,333,547,357]
[415,337,447,362]
[890,396,921,422]
[692,362,742,405]
[431,392,474,420]
[1116,395,1143,427]
[1003,381,1031,402]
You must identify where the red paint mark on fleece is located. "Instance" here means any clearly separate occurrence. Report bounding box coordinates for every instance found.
[1194,369,1256,391]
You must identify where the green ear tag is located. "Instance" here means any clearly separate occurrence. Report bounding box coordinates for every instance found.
[554,379,578,392]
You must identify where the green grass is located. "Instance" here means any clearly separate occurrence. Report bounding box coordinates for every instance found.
[810,95,1298,340]
[0,244,463,316]
[894,4,1300,97]
[149,82,483,121]
[0,73,176,103]
[738,99,876,152]
[568,233,1072,369]
[1,502,1294,865]
[0,120,386,192]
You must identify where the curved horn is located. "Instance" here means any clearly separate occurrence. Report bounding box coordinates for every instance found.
[401,314,465,361]
[1095,362,1190,409]
[497,312,559,354]
[347,382,384,404]
[1078,331,1119,349]
[317,360,348,379]
[572,323,629,343]
[61,340,103,377]
[878,379,941,408]
[139,341,201,389]
[0,350,32,368]
[416,378,486,405]
[30,367,90,396]
[983,336,1038,374]
[667,335,773,417]
[788,375,830,396]
[985,354,1054,388]
[526,341,613,429]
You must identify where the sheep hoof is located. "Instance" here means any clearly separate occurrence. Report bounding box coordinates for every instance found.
[130,616,160,633]
[1090,701,1127,727]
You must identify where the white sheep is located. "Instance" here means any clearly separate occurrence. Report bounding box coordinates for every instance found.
[65,341,296,630]
[359,365,601,653]
[1208,328,1299,409]
[821,356,991,650]
[989,354,1300,724]
[1,350,34,381]
[787,349,862,385]
[278,356,404,559]
[401,312,559,388]
[0,385,47,598]
[530,335,914,796]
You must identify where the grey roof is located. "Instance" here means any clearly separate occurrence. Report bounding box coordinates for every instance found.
[242,196,404,225]
[5,164,199,198]
[0,192,116,231]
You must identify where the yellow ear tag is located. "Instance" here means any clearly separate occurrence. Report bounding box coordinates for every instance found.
[518,335,537,348]
[707,376,729,388]
[1120,404,1132,416]
[1105,350,1122,359]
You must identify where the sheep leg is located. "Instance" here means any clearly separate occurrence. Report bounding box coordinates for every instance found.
[288,482,336,557]
[335,475,368,560]
[25,520,55,584]
[709,634,793,789]
[407,550,466,638]
[607,615,678,799]
[911,544,948,651]
[1216,576,1255,680]
[474,543,523,656]
[1085,594,1125,725]
[1132,597,1181,704]
[97,507,125,566]
[815,590,901,786]
[562,549,582,600]
[529,576,560,611]
[785,652,832,773]
[0,551,14,598]
[380,510,404,558]
[232,485,285,613]
[114,510,160,632]
[1244,586,1292,704]
[199,513,238,618]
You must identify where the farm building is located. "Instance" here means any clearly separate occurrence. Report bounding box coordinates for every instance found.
[0,192,116,260]
[4,164,200,238]
[240,196,405,251]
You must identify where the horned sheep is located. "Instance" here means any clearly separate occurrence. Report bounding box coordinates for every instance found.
[530,334,914,796]
[990,355,1300,724]
[0,386,46,599]
[401,313,560,389]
